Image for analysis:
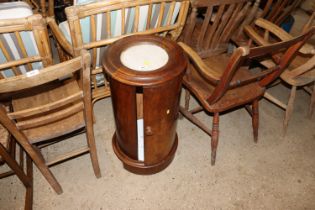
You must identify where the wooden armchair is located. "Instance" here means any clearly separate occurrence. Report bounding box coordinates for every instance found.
[179,26,315,165]
[0,49,100,194]
[47,0,190,104]
[0,122,33,210]
[244,17,315,133]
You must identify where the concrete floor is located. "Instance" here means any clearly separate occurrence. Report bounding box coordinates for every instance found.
[1,9,315,210]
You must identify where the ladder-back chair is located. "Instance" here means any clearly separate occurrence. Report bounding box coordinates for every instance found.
[179,26,315,165]
[0,49,100,195]
[48,0,190,103]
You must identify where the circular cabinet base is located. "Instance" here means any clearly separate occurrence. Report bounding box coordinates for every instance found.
[112,133,178,175]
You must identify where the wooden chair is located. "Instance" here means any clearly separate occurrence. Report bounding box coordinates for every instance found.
[47,0,190,103]
[234,0,304,44]
[261,0,304,26]
[182,0,251,58]
[244,17,315,133]
[0,122,33,210]
[0,49,100,194]
[178,26,315,165]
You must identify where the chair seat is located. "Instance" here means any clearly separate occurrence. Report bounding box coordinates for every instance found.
[184,54,265,113]
[12,79,85,144]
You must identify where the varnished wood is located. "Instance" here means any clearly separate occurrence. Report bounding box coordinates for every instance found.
[103,35,187,174]
[178,24,315,164]
[244,17,315,132]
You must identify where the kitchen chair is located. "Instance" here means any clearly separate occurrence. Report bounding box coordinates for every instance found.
[0,49,100,194]
[178,26,315,165]
[0,121,33,210]
[244,17,315,133]
[47,0,190,103]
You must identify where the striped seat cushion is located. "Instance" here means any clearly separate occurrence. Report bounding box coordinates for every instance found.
[0,2,43,78]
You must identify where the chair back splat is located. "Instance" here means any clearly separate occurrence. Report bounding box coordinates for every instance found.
[183,0,250,58]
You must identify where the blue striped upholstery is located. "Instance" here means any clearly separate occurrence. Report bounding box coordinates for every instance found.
[59,1,182,67]
[0,2,43,78]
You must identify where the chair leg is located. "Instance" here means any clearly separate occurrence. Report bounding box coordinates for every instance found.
[85,109,101,178]
[25,153,33,210]
[252,100,259,143]
[184,89,191,111]
[211,112,219,166]
[0,144,31,188]
[29,146,63,194]
[309,84,315,117]
[283,86,297,134]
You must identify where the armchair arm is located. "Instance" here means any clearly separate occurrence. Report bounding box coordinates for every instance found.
[245,18,315,54]
[284,54,315,79]
[177,42,220,84]
[46,17,74,57]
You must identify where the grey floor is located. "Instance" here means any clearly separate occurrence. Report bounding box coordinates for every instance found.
[1,9,315,210]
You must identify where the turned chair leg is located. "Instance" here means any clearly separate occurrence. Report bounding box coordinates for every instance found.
[252,100,259,143]
[284,86,297,134]
[309,84,315,117]
[184,89,191,111]
[211,112,219,165]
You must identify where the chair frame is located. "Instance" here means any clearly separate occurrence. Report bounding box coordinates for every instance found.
[0,49,101,194]
[0,136,33,210]
[179,26,315,165]
[244,17,315,133]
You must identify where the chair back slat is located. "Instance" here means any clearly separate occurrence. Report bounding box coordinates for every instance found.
[8,92,83,120]
[0,15,52,79]
[263,0,303,25]
[184,0,248,58]
[210,3,236,49]
[16,102,84,130]
[0,56,82,93]
[14,32,33,71]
